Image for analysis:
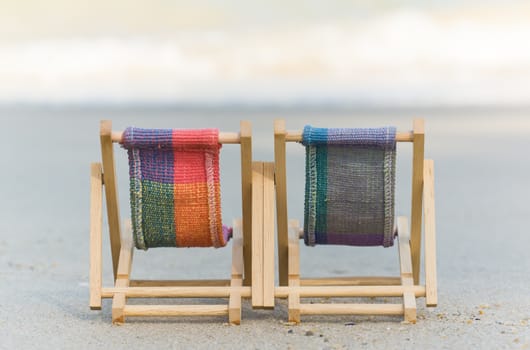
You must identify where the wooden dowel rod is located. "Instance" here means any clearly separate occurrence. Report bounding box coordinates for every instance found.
[300,303,404,316]
[111,131,241,144]
[123,305,228,317]
[285,131,413,142]
[129,279,230,287]
[101,286,252,298]
[274,285,425,298]
[300,276,401,286]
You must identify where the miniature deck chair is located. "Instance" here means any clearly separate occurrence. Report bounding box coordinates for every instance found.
[89,120,255,324]
[273,119,437,323]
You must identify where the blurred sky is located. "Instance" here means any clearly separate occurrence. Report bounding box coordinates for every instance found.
[1,0,530,106]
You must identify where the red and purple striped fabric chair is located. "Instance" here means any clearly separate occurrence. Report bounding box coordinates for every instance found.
[121,127,232,249]
[89,120,253,325]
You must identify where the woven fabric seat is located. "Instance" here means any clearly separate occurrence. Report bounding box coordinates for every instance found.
[301,126,397,247]
[121,127,231,249]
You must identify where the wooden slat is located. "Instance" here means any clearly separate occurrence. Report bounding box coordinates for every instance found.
[101,286,252,298]
[423,159,438,307]
[398,217,417,323]
[287,220,300,278]
[251,162,264,308]
[229,279,243,325]
[300,276,401,286]
[397,217,413,279]
[231,219,244,279]
[100,120,122,280]
[285,131,414,142]
[274,119,289,286]
[89,163,103,310]
[124,305,228,317]
[112,131,241,144]
[263,162,275,308]
[410,118,425,285]
[240,120,253,286]
[112,234,133,324]
[117,223,133,279]
[129,279,230,287]
[288,220,301,323]
[112,278,128,324]
[229,219,244,324]
[300,303,404,316]
[288,279,301,324]
[275,285,425,298]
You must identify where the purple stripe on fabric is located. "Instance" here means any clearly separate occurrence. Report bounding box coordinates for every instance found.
[123,128,174,150]
[137,148,175,184]
[320,233,390,247]
[302,126,396,149]
[222,225,233,242]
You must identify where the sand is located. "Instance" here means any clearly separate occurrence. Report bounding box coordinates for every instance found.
[1,106,529,349]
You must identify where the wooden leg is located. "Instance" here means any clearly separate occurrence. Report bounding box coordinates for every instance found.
[423,160,438,307]
[112,224,133,324]
[398,217,417,324]
[410,119,425,285]
[251,162,264,308]
[229,219,243,325]
[229,280,242,325]
[287,220,301,324]
[262,162,275,309]
[239,121,253,287]
[112,279,127,324]
[274,120,289,287]
[89,163,103,310]
[100,120,122,281]
[288,285,300,324]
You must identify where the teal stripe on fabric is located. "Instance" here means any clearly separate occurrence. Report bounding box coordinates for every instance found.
[303,146,310,241]
[315,145,328,244]
[139,180,177,248]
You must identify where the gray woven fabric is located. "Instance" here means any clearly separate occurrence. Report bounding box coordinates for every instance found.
[302,126,397,247]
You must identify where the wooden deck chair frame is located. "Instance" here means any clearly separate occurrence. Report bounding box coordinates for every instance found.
[273,119,437,323]
[89,120,255,324]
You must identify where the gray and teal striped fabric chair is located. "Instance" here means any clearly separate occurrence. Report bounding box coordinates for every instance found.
[273,119,437,323]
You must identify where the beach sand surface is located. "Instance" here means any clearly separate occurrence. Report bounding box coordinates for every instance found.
[0,107,529,349]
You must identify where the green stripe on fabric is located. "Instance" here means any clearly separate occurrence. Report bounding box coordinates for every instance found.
[315,145,328,244]
[139,179,177,247]
[303,146,310,241]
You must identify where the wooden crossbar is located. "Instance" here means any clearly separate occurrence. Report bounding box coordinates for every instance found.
[124,305,229,317]
[274,285,425,298]
[284,130,414,142]
[111,131,241,144]
[129,279,231,287]
[300,277,401,286]
[300,304,404,316]
[101,286,252,298]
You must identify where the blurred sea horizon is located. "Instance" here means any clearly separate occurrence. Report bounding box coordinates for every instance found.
[1,0,530,108]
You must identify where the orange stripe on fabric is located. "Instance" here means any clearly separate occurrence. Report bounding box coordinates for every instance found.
[173,182,213,247]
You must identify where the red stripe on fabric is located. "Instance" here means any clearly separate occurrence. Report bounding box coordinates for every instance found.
[170,129,223,247]
[171,129,220,148]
